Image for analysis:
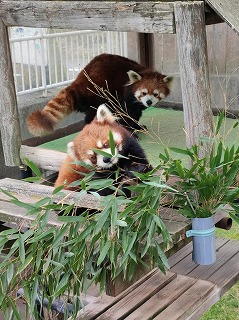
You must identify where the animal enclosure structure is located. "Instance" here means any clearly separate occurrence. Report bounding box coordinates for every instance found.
[0,1,239,319]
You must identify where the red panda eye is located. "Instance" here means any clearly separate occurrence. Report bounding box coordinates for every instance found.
[154,93,159,97]
[103,142,109,148]
[142,92,147,96]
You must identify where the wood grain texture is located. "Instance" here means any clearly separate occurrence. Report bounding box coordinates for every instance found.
[0,1,175,33]
[174,2,214,154]
[0,19,22,166]
[0,177,100,210]
[20,145,67,171]
[206,0,239,35]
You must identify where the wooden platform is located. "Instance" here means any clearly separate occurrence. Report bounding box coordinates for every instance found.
[73,237,239,320]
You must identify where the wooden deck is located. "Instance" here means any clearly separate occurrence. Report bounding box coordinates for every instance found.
[72,237,239,320]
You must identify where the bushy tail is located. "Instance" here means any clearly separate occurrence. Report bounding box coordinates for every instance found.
[27,88,73,136]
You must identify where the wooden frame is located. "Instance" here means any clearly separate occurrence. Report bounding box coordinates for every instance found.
[0,1,213,169]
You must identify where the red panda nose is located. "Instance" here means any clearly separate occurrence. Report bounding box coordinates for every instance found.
[146,100,153,106]
[103,156,111,163]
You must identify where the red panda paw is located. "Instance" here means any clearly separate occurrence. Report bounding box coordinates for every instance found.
[27,110,56,136]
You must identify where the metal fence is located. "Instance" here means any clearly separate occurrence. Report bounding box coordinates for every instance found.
[9,28,128,96]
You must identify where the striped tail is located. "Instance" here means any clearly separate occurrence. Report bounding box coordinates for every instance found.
[27,88,73,136]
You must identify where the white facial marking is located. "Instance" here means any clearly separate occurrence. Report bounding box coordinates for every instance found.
[97,140,103,148]
[159,92,166,99]
[135,89,141,99]
[67,141,78,161]
[95,146,120,169]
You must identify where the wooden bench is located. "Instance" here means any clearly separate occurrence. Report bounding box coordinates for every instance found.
[70,238,239,320]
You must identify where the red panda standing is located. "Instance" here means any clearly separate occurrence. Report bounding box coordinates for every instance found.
[27,53,172,136]
[54,104,153,194]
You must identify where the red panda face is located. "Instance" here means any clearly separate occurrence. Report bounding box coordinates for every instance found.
[127,70,172,108]
[67,105,126,170]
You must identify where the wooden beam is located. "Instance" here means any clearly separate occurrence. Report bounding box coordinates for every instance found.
[174,1,214,153]
[0,19,22,166]
[20,145,67,172]
[0,1,175,33]
[206,0,239,35]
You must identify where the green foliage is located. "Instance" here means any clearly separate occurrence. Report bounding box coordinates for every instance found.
[159,116,239,219]
[0,162,172,319]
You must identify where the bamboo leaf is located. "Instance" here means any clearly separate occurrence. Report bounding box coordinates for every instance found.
[97,241,111,266]
[24,158,42,177]
[109,130,115,155]
[18,233,25,264]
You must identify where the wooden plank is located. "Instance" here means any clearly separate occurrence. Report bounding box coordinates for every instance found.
[20,145,67,172]
[0,178,100,209]
[188,239,239,281]
[0,19,21,166]
[124,275,197,319]
[170,238,229,274]
[0,200,60,228]
[206,0,239,35]
[75,269,160,320]
[174,2,214,153]
[95,271,177,320]
[153,279,215,320]
[0,1,175,33]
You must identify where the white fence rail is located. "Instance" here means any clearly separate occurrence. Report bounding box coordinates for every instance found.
[9,28,128,96]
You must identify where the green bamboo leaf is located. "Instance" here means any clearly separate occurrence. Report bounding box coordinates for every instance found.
[121,232,137,265]
[169,147,192,156]
[92,148,112,158]
[58,215,85,222]
[18,233,25,264]
[116,219,127,227]
[175,160,185,178]
[143,181,179,193]
[53,184,65,194]
[7,264,14,285]
[97,241,111,266]
[155,241,170,269]
[109,130,115,155]
[11,199,35,210]
[24,158,42,177]
[215,112,225,135]
[23,176,42,183]
[233,121,239,129]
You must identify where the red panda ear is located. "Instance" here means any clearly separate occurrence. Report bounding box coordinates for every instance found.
[163,75,173,89]
[126,70,142,85]
[67,141,77,161]
[96,104,117,124]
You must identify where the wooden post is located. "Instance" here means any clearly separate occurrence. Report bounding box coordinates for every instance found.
[0,19,22,166]
[174,1,214,153]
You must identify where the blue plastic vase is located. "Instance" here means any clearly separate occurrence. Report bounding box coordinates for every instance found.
[191,216,216,265]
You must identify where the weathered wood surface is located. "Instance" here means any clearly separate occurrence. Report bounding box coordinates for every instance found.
[20,145,67,172]
[206,0,239,35]
[174,2,214,152]
[0,1,175,33]
[0,19,22,166]
[70,237,238,320]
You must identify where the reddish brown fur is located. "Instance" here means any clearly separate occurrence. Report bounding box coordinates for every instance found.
[54,156,90,191]
[27,53,171,136]
[54,115,127,190]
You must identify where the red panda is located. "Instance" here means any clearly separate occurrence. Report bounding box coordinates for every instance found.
[54,104,152,194]
[27,53,172,136]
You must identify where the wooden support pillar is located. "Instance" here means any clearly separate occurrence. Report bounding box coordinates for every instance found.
[174,1,214,153]
[0,19,22,166]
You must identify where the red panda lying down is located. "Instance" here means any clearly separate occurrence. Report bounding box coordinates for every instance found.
[27,53,172,136]
[54,104,153,195]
